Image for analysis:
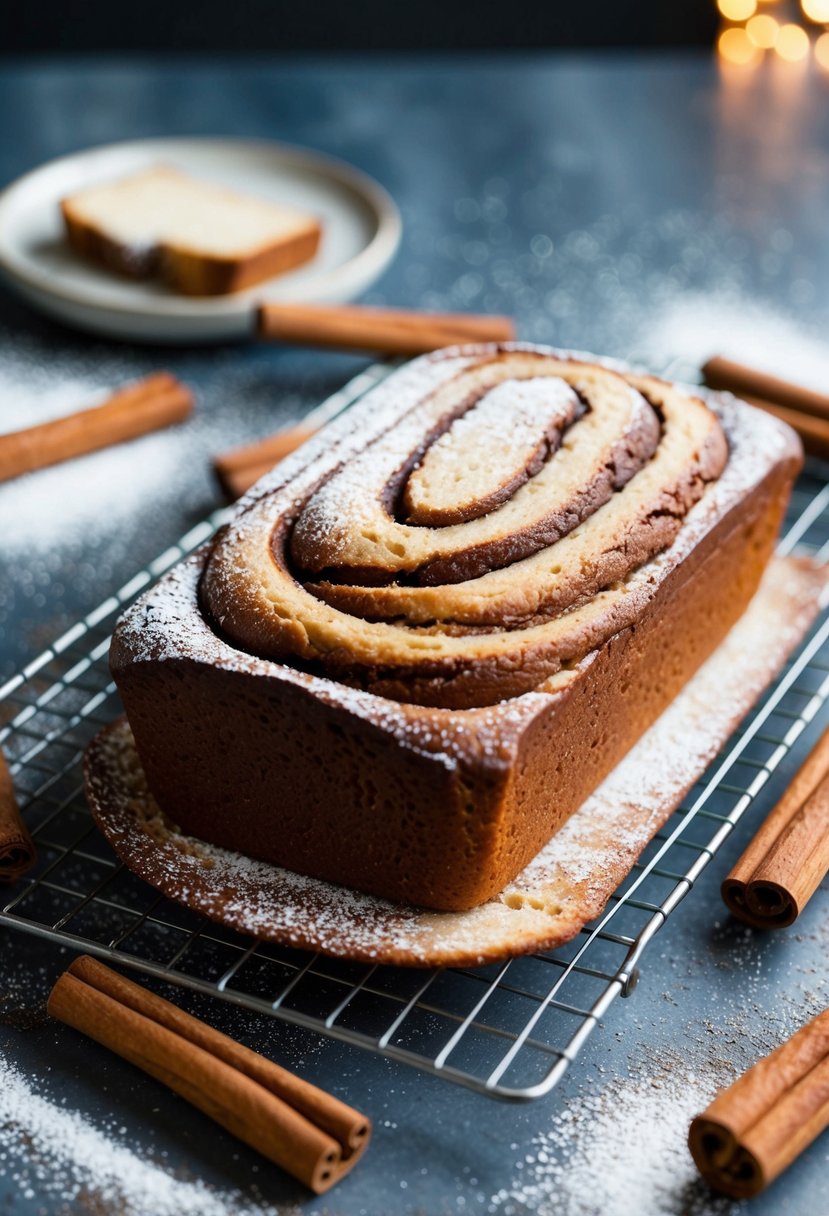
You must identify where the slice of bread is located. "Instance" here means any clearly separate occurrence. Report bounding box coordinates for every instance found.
[61,165,322,296]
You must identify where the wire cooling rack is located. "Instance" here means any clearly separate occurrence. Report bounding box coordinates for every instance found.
[2,364,829,1102]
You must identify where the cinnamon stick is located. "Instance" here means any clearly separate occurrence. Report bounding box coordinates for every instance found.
[213,421,318,499]
[703,355,829,425]
[0,748,35,882]
[48,955,370,1193]
[689,1007,829,1198]
[722,726,829,928]
[740,394,829,462]
[0,372,193,484]
[257,301,515,355]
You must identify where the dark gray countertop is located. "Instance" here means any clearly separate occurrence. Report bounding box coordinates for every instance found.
[0,51,828,1216]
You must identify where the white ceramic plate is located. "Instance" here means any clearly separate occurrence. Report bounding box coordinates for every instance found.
[0,137,401,344]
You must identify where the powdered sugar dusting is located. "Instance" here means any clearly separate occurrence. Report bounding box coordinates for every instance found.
[489,1042,734,1216]
[89,555,825,967]
[0,330,182,557]
[0,1054,292,1216]
[646,291,829,392]
[404,376,579,521]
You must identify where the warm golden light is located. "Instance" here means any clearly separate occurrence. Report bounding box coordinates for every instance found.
[776,22,810,59]
[718,25,760,62]
[815,29,829,66]
[802,0,829,21]
[718,0,757,19]
[747,13,780,45]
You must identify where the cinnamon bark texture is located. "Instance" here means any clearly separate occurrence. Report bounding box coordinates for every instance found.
[689,1007,829,1198]
[257,301,515,354]
[703,355,829,424]
[48,956,370,1193]
[722,727,829,928]
[0,749,35,882]
[0,372,193,483]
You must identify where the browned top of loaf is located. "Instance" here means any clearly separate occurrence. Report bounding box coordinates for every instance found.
[201,345,731,709]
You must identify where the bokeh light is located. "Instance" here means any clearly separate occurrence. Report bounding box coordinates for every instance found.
[747,13,780,46]
[776,22,810,59]
[802,0,829,22]
[718,25,760,61]
[815,29,829,67]
[718,0,757,20]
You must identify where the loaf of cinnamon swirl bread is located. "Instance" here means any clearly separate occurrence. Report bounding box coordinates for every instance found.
[109,345,802,911]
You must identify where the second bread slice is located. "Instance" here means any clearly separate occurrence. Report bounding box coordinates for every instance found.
[61,165,322,296]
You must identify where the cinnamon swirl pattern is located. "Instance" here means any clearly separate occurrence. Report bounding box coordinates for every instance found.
[202,349,728,709]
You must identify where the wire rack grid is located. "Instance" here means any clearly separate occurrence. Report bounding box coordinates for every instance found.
[2,366,829,1102]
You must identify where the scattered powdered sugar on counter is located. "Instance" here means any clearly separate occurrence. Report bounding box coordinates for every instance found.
[0,1054,295,1216]
[643,291,829,389]
[489,1045,736,1216]
[2,423,188,556]
[0,330,183,557]
[490,975,829,1216]
[0,336,124,434]
[0,327,312,568]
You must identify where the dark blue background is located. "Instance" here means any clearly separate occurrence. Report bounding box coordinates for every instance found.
[6,2,716,52]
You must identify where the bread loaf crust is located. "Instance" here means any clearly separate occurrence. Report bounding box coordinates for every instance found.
[109,347,802,911]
